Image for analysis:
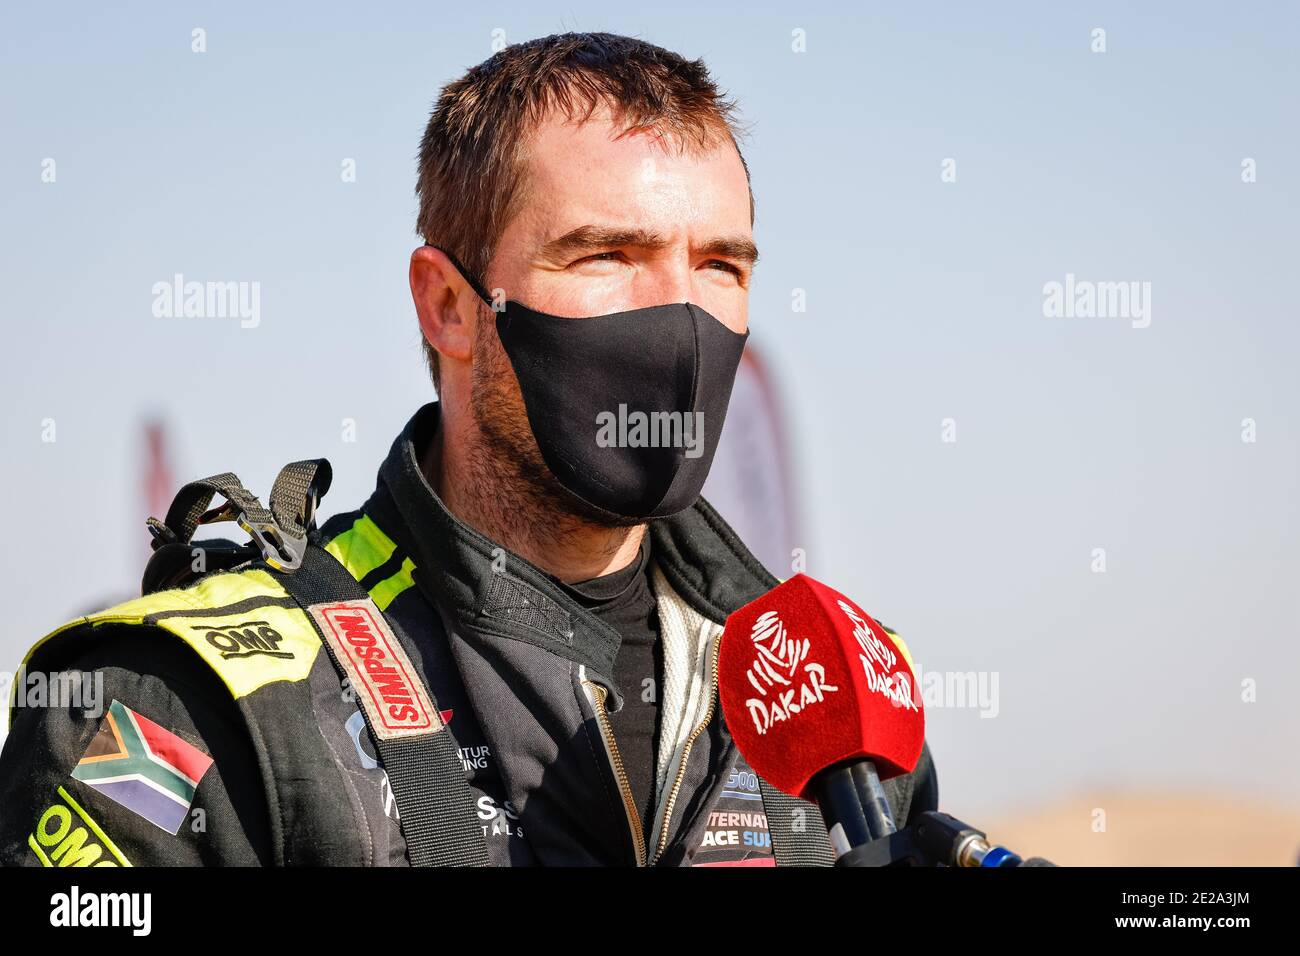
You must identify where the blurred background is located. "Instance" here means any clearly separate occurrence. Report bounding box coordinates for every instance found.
[2,1,1297,865]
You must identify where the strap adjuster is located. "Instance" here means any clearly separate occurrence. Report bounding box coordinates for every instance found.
[237,514,307,571]
[147,460,330,578]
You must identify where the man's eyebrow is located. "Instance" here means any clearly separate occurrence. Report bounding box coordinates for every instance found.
[697,236,760,266]
[538,225,669,263]
[538,225,760,268]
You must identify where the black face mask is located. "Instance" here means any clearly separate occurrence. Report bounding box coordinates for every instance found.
[439,250,749,520]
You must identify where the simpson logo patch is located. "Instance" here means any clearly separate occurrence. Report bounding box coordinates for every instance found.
[309,599,442,740]
[71,700,213,834]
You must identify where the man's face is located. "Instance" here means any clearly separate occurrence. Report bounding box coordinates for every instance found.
[468,107,755,527]
[486,106,756,329]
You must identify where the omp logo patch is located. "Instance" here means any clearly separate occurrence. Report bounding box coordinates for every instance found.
[309,599,441,740]
[29,786,131,867]
[193,619,293,660]
[71,700,214,834]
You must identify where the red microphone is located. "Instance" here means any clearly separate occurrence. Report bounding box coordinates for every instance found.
[718,574,925,858]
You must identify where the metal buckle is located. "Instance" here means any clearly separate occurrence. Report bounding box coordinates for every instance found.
[236,515,306,572]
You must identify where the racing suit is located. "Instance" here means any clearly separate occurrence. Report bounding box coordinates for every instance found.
[0,402,938,866]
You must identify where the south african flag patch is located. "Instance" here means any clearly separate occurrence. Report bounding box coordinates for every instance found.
[72,700,214,834]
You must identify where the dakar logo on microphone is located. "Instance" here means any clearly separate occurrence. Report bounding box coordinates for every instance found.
[837,601,919,712]
[743,610,839,735]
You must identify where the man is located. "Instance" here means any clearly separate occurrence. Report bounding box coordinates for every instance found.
[0,32,936,867]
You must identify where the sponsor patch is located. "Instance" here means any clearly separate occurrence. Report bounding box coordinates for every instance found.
[71,700,214,834]
[309,599,442,740]
[689,764,776,867]
[29,786,132,867]
[193,618,294,660]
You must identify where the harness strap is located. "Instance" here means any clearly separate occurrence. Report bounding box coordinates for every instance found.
[759,779,834,866]
[147,462,333,572]
[268,459,331,540]
[148,459,488,867]
[275,543,490,867]
[155,472,275,546]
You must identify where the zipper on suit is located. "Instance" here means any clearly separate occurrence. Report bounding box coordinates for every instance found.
[580,629,722,868]
[580,672,647,866]
[647,633,721,865]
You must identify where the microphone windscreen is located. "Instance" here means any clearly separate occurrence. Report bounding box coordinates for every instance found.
[718,574,925,801]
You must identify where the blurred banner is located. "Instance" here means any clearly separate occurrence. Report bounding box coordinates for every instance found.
[140,419,175,569]
[701,345,798,577]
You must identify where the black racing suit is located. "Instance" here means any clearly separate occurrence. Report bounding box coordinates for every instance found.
[0,402,938,866]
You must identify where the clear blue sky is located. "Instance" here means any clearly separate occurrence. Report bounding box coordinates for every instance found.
[2,1,1297,820]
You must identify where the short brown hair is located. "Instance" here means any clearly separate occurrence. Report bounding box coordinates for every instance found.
[415,32,750,390]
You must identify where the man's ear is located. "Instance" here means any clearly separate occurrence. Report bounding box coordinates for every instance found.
[410,245,476,366]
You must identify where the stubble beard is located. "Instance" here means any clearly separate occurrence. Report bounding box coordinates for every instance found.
[466,305,642,557]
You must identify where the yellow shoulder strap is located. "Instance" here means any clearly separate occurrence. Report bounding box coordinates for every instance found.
[12,568,321,715]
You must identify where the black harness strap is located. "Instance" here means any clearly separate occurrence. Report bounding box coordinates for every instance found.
[760,779,834,867]
[146,462,332,573]
[147,460,488,867]
[268,459,330,540]
[275,543,490,867]
[155,472,276,545]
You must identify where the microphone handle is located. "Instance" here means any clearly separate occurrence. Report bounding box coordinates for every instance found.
[815,764,873,855]
[849,760,897,839]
